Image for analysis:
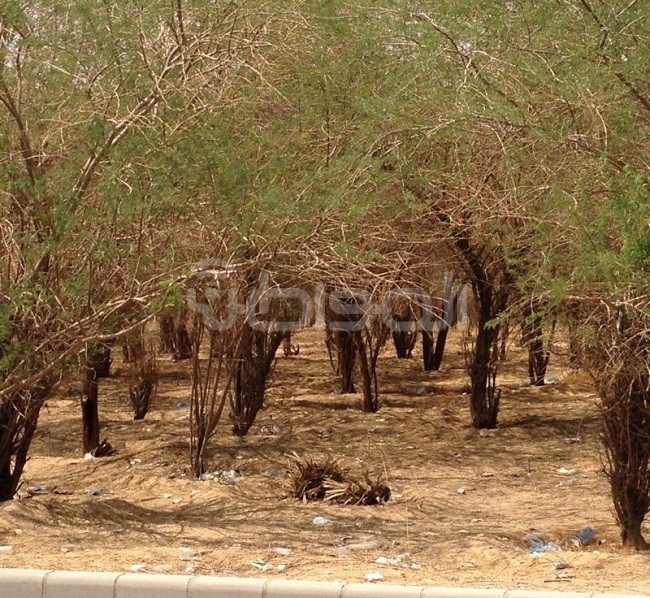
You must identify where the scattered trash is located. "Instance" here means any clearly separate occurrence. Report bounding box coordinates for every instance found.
[14,529,23,535]
[478,429,495,437]
[28,484,48,494]
[457,488,466,495]
[163,493,172,499]
[471,517,483,523]
[131,564,147,572]
[544,375,558,384]
[185,566,195,574]
[374,553,414,568]
[465,562,476,569]
[200,472,216,481]
[0,546,13,552]
[172,498,182,504]
[151,565,172,573]
[558,477,580,486]
[130,458,142,465]
[260,424,281,435]
[570,526,595,547]
[523,532,563,554]
[556,467,576,475]
[221,470,239,485]
[271,547,292,556]
[276,564,286,572]
[90,489,105,497]
[529,541,562,554]
[364,571,384,582]
[552,561,571,570]
[61,547,70,554]
[558,436,580,445]
[178,554,202,562]
[266,468,281,478]
[251,558,271,571]
[523,531,545,543]
[313,516,331,526]
[175,401,189,409]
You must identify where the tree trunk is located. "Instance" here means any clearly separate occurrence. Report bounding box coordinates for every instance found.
[392,330,416,358]
[82,353,100,455]
[354,331,378,412]
[173,317,193,360]
[0,383,51,502]
[93,345,111,378]
[523,309,550,386]
[422,328,435,371]
[159,315,176,353]
[230,328,286,436]
[621,519,650,550]
[432,327,449,371]
[337,331,356,393]
[469,317,501,429]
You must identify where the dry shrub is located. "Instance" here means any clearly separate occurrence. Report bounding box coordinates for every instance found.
[582,300,650,549]
[287,454,390,506]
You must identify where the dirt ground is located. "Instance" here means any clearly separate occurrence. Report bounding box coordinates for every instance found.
[1,328,649,593]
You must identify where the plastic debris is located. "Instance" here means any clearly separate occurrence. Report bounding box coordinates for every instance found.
[185,566,195,575]
[251,558,271,571]
[131,564,147,572]
[271,547,292,556]
[457,488,466,495]
[552,561,571,570]
[175,401,189,409]
[570,526,595,547]
[312,516,331,525]
[276,564,286,572]
[478,429,495,437]
[90,489,104,497]
[178,554,202,562]
[528,540,562,554]
[266,468,281,478]
[364,572,384,582]
[0,546,13,552]
[172,498,182,504]
[163,493,172,499]
[556,467,576,475]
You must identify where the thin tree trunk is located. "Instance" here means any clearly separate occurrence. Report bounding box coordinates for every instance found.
[337,331,356,393]
[523,308,550,386]
[354,331,377,412]
[82,357,100,455]
[470,310,501,429]
[422,328,435,371]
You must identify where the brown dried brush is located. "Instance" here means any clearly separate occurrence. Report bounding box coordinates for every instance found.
[287,454,390,505]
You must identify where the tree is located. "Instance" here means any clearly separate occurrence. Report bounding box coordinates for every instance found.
[0,0,292,499]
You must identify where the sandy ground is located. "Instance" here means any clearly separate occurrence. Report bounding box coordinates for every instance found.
[0,328,649,593]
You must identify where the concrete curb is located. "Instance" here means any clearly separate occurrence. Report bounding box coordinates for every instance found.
[0,569,646,598]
